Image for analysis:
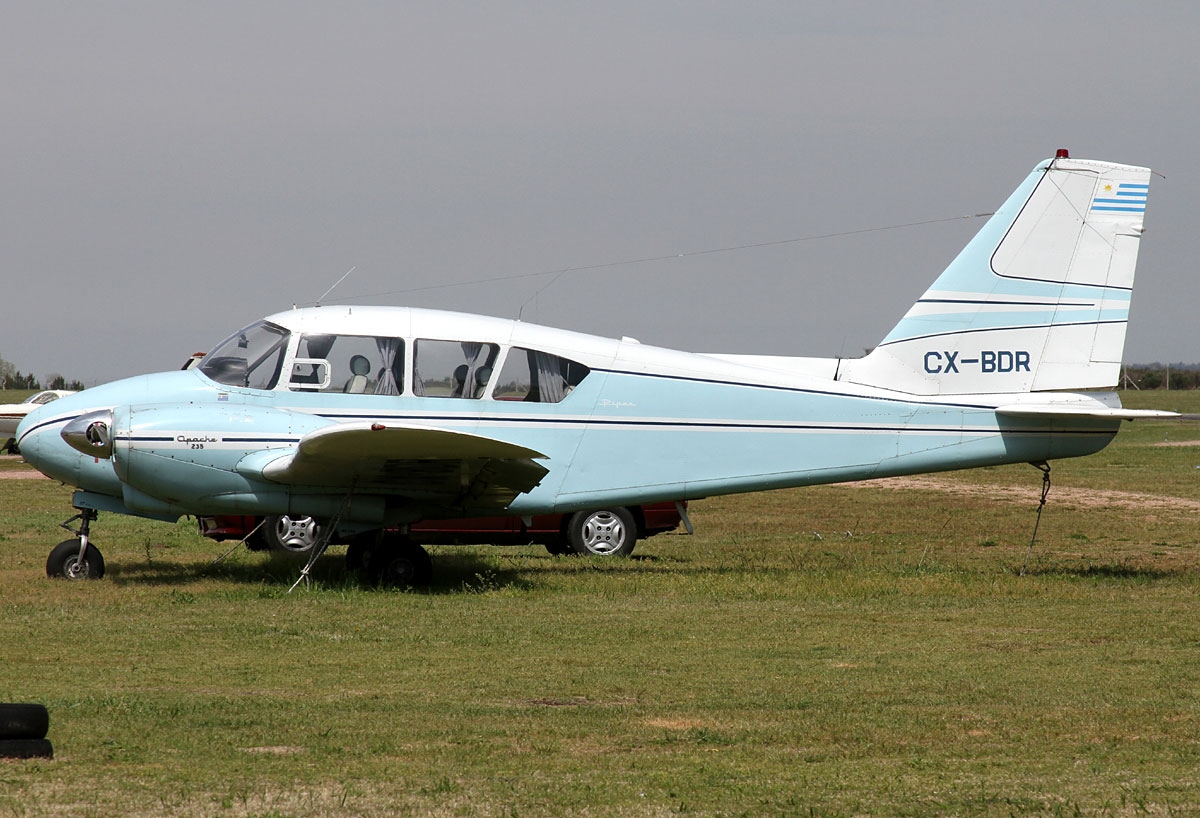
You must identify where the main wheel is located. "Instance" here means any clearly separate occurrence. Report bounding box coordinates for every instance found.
[46,539,105,580]
[369,541,433,588]
[345,531,384,573]
[261,515,322,554]
[565,508,637,557]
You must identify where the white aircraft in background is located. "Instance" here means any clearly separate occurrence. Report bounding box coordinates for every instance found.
[16,151,1173,585]
[1,390,75,453]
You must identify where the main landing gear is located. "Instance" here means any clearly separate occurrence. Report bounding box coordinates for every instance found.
[287,501,433,592]
[47,509,105,580]
[345,533,433,589]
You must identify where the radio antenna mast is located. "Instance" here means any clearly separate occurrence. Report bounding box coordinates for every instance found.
[316,266,357,307]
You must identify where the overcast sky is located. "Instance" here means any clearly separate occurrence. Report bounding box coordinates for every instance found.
[2,1,1196,385]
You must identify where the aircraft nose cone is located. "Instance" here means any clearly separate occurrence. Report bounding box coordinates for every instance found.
[15,422,40,463]
[14,412,58,477]
[16,406,124,495]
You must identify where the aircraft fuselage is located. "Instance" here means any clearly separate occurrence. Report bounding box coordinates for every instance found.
[16,306,1119,530]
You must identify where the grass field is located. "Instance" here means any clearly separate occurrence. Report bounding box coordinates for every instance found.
[2,391,1199,817]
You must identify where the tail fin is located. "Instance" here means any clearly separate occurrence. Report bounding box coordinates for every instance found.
[840,153,1151,395]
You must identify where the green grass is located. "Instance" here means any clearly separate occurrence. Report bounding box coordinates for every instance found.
[2,393,1200,816]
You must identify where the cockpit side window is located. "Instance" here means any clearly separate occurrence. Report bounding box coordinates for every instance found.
[493,348,590,402]
[288,334,405,395]
[413,340,499,398]
[200,321,289,390]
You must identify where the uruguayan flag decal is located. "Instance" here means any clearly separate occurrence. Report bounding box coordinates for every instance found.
[1091,182,1147,213]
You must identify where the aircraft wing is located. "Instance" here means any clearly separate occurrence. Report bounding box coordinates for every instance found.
[995,404,1179,420]
[238,422,550,507]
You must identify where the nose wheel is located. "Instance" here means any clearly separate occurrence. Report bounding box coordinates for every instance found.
[47,509,105,580]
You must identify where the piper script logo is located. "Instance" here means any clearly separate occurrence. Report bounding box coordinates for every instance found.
[924,350,1031,375]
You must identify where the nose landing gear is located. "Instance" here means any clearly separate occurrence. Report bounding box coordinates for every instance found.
[46,509,105,580]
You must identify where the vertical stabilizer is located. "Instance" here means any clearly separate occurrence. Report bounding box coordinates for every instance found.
[840,154,1150,395]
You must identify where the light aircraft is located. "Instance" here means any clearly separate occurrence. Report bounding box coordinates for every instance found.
[1,390,75,453]
[16,151,1173,585]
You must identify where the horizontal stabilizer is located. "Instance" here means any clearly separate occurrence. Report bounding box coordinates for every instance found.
[995,404,1178,420]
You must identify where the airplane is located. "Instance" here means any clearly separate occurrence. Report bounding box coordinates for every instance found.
[15,150,1174,586]
[1,390,75,453]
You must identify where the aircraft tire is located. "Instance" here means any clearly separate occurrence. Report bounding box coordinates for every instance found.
[345,531,386,573]
[46,539,105,580]
[0,739,53,759]
[369,541,433,589]
[565,508,637,557]
[0,704,49,740]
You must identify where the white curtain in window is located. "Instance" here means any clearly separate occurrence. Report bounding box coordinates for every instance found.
[533,351,565,402]
[375,337,401,396]
[460,342,485,398]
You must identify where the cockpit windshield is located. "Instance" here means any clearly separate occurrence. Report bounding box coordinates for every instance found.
[199,321,290,390]
[25,391,66,405]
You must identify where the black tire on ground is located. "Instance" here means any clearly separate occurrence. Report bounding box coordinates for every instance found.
[565,508,638,557]
[46,539,105,580]
[0,739,53,759]
[369,540,433,588]
[0,704,49,740]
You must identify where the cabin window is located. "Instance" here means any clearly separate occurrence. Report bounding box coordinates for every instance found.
[413,340,499,398]
[493,348,590,402]
[200,321,289,390]
[288,334,405,395]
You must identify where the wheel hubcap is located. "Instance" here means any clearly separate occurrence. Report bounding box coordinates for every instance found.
[384,558,414,584]
[275,515,320,552]
[580,511,626,555]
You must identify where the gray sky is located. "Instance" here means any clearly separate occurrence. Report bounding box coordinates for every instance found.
[2,1,1196,385]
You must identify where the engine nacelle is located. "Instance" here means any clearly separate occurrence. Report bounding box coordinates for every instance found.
[105,403,327,513]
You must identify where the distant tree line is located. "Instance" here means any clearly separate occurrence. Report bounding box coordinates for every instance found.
[1121,364,1200,391]
[0,355,85,392]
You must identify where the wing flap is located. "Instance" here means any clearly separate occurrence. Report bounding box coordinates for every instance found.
[290,421,546,462]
